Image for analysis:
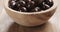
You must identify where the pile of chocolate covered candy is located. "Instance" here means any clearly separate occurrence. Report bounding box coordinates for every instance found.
[9,0,53,12]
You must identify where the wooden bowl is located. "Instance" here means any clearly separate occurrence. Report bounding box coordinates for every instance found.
[4,0,57,26]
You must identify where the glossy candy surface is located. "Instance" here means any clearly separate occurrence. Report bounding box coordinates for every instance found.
[9,0,53,12]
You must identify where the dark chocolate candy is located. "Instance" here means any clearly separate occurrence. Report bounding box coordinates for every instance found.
[8,0,53,12]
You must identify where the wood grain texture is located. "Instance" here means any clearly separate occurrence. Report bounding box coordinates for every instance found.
[4,0,57,26]
[5,6,56,26]
[8,22,56,32]
[0,8,59,32]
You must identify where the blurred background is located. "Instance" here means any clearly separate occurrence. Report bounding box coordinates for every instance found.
[0,0,3,14]
[0,0,60,32]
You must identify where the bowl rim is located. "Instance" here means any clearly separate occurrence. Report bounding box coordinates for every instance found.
[4,0,58,14]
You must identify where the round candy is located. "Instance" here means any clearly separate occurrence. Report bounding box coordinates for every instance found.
[20,7,27,12]
[32,7,41,12]
[8,0,53,12]
[44,0,53,7]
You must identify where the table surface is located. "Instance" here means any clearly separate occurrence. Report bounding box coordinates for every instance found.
[0,0,60,32]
